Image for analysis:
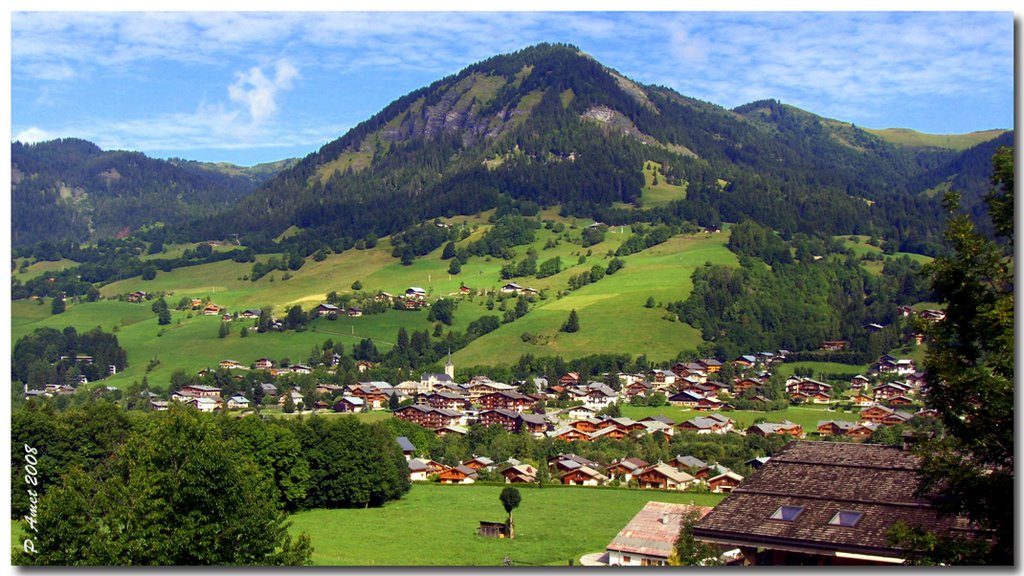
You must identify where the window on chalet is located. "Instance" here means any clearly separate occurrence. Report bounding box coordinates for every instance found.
[769,505,804,521]
[828,510,864,527]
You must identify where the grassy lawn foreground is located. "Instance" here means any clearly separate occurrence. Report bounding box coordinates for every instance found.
[288,483,724,566]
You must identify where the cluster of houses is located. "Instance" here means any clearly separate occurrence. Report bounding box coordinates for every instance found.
[397,435,746,494]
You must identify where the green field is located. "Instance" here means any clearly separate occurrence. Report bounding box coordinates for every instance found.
[11,484,725,566]
[837,235,934,275]
[454,232,736,366]
[639,160,688,207]
[14,219,739,388]
[620,404,844,431]
[288,483,725,566]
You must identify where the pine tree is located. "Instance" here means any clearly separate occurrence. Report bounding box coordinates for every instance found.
[561,309,580,333]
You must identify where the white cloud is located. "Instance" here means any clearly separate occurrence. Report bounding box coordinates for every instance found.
[13,127,57,143]
[228,60,300,123]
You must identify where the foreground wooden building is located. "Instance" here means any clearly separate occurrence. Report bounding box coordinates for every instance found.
[692,441,979,565]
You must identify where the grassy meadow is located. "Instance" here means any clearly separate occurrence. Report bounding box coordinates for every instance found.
[620,404,845,431]
[13,216,737,388]
[287,483,725,566]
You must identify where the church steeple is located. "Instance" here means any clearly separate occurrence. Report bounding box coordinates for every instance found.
[444,348,454,379]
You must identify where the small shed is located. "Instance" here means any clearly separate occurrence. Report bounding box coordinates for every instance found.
[478,521,510,539]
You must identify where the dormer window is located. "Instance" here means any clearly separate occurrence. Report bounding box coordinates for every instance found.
[769,505,804,521]
[828,510,864,527]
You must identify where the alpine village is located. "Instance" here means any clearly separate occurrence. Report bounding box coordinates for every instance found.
[10,43,1013,567]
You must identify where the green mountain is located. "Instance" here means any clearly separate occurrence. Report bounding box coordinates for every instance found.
[179,43,1004,258]
[10,138,295,247]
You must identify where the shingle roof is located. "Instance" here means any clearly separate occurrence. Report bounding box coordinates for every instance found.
[693,441,976,559]
[607,501,713,559]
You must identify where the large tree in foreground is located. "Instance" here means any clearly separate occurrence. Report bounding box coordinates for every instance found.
[16,406,313,566]
[912,145,1013,564]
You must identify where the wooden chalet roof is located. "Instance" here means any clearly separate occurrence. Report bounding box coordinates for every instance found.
[607,501,713,559]
[693,441,976,561]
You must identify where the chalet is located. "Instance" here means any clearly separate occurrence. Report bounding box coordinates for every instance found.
[733,378,759,395]
[583,384,618,408]
[605,501,714,567]
[478,391,535,412]
[734,355,757,368]
[860,404,910,425]
[465,379,515,399]
[816,420,858,436]
[678,414,734,435]
[888,395,915,407]
[240,308,262,319]
[672,455,708,472]
[650,369,677,385]
[639,420,675,438]
[851,393,875,407]
[694,397,729,412]
[549,426,591,442]
[559,372,581,387]
[820,340,848,351]
[873,381,912,400]
[919,309,946,322]
[278,389,305,410]
[202,304,222,316]
[692,441,980,565]
[127,291,147,303]
[600,417,648,434]
[150,400,170,411]
[588,426,628,441]
[458,285,473,296]
[290,364,312,374]
[605,457,650,482]
[746,421,804,438]
[791,390,832,404]
[549,453,602,474]
[408,459,430,482]
[561,466,608,486]
[518,413,550,436]
[422,392,472,411]
[394,405,463,429]
[438,465,478,485]
[313,303,341,317]
[219,359,245,370]
[849,374,872,390]
[254,358,274,370]
[635,463,696,490]
[668,390,704,407]
[565,405,598,420]
[708,471,745,493]
[641,415,677,428]
[333,396,364,413]
[476,408,520,432]
[346,307,363,317]
[500,282,523,294]
[316,383,346,397]
[569,419,602,434]
[356,360,374,373]
[405,287,427,300]
[190,397,219,413]
[624,381,655,399]
[787,378,832,397]
[502,464,538,484]
[699,358,723,373]
[180,384,222,398]
[226,395,250,410]
[462,456,495,472]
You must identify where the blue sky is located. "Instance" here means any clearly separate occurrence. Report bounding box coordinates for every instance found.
[7,8,1017,166]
